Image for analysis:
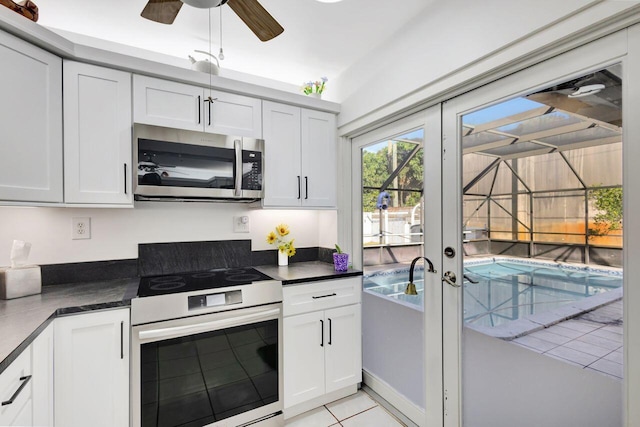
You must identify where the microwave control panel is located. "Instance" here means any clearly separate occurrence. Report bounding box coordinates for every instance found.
[242,150,263,191]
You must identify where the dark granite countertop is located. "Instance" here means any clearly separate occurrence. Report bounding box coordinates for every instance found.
[0,278,135,375]
[0,260,360,375]
[256,261,362,285]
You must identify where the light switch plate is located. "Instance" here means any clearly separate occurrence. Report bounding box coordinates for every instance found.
[233,216,250,233]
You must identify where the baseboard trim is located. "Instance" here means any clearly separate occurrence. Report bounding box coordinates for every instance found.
[362,370,425,427]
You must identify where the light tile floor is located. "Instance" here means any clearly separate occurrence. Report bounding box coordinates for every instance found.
[512,300,623,379]
[285,390,406,427]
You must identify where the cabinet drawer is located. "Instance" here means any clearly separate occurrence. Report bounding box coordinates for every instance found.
[283,277,361,317]
[0,348,32,425]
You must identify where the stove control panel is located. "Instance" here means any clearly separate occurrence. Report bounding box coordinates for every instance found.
[188,289,242,311]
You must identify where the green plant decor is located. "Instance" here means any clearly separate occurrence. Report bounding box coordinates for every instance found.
[588,187,623,238]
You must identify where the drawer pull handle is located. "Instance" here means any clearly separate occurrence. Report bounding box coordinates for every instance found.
[312,293,337,300]
[1,375,31,406]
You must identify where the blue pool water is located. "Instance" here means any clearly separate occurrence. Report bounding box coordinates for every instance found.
[363,259,622,328]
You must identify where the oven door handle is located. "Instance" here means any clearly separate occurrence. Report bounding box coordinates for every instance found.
[138,308,280,341]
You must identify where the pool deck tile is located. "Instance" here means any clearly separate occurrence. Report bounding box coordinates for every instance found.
[562,339,613,358]
[546,346,600,367]
[576,333,622,351]
[557,319,600,333]
[504,300,625,381]
[512,335,559,352]
[590,328,624,342]
[544,325,586,339]
[603,349,623,364]
[586,358,623,379]
[527,330,573,346]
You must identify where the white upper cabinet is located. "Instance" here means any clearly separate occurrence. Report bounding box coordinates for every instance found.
[262,101,337,208]
[133,75,262,138]
[0,30,62,203]
[301,109,337,208]
[64,61,133,204]
[262,102,302,206]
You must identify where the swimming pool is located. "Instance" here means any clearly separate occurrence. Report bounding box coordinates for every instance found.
[363,258,623,328]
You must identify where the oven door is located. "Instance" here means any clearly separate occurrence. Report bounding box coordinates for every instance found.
[132,303,283,427]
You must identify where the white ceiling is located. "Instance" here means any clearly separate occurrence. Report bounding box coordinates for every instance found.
[34,0,432,91]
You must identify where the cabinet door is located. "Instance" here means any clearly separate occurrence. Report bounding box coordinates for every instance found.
[324,304,362,394]
[133,75,203,131]
[31,324,53,426]
[283,311,325,408]
[301,109,337,207]
[262,101,302,207]
[54,309,130,427]
[64,61,132,204]
[0,30,63,203]
[0,346,32,426]
[206,90,262,138]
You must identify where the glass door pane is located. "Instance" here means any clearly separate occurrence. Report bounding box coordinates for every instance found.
[454,65,625,426]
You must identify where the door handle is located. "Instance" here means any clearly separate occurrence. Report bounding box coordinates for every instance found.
[320,319,324,347]
[297,176,301,199]
[328,318,332,345]
[123,163,127,194]
[443,271,460,288]
[197,95,201,124]
[305,176,309,199]
[1,375,31,406]
[120,321,124,359]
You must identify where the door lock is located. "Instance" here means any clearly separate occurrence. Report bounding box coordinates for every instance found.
[442,271,460,288]
[444,247,456,258]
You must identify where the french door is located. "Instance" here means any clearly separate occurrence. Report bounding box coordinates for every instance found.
[438,25,640,427]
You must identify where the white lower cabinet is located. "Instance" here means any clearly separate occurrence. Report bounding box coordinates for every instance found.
[0,323,54,427]
[32,324,54,426]
[54,309,130,427]
[0,345,33,426]
[283,277,362,412]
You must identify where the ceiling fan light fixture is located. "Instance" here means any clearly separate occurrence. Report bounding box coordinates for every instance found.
[568,83,605,98]
[181,0,227,9]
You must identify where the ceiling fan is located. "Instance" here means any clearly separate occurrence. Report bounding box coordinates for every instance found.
[141,0,284,42]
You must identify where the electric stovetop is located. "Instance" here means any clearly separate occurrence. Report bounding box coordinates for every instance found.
[137,267,274,297]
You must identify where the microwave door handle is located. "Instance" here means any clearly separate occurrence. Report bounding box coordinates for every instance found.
[138,308,281,341]
[234,139,242,197]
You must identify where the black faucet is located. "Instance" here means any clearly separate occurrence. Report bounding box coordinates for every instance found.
[405,256,436,295]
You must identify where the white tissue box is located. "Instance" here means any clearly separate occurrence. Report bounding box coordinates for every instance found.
[0,266,42,300]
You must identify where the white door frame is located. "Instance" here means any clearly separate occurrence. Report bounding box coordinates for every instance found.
[441,26,640,426]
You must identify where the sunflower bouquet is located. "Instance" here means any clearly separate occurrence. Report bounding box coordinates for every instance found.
[266,224,296,257]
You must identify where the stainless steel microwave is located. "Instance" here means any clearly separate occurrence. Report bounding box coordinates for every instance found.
[133,124,264,201]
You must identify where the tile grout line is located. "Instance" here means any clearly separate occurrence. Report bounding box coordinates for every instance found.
[333,404,380,424]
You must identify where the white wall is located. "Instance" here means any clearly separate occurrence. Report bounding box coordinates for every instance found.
[333,0,626,129]
[463,328,622,427]
[0,203,336,266]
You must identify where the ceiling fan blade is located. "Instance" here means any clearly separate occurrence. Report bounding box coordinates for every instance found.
[227,0,284,42]
[141,0,183,25]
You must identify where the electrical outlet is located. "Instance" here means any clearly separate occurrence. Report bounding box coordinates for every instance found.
[72,217,91,240]
[233,215,250,233]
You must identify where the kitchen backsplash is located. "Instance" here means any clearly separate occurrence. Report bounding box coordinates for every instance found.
[39,242,333,286]
[0,203,337,266]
